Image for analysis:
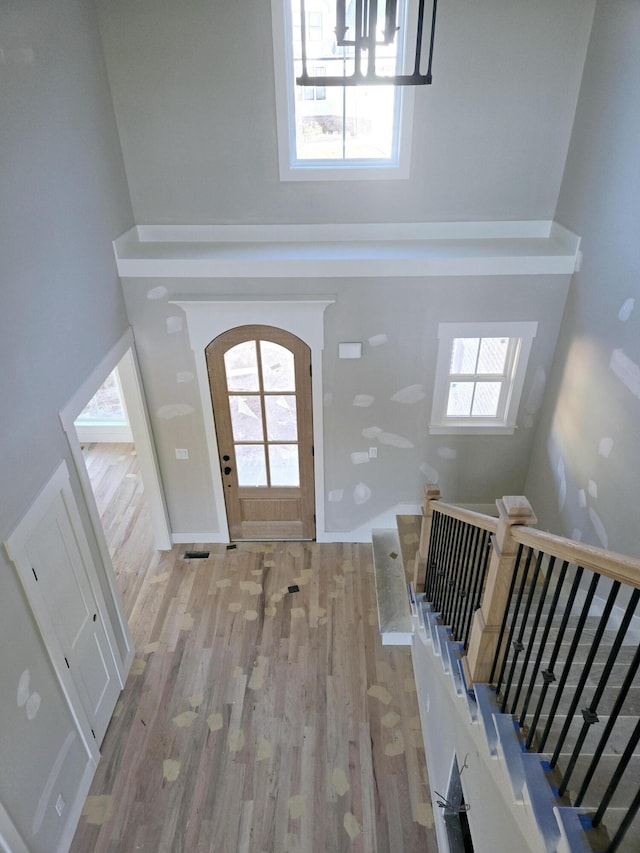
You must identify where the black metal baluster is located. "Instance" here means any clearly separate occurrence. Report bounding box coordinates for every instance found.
[424,511,441,599]
[526,564,584,750]
[499,546,535,710]
[560,588,640,797]
[460,526,482,649]
[434,513,451,609]
[509,550,547,715]
[446,520,467,632]
[489,542,525,686]
[453,523,473,642]
[441,518,461,624]
[538,571,600,753]
[465,530,491,651]
[519,560,569,727]
[606,785,640,853]
[575,642,640,807]
[551,580,620,769]
[592,717,640,828]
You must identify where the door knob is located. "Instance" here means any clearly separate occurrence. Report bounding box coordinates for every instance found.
[224,466,232,475]
[223,455,230,461]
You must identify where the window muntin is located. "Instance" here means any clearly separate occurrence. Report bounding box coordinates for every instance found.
[430,322,538,435]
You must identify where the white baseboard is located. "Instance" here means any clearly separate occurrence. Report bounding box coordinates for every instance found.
[57,758,97,853]
[74,424,133,443]
[171,531,227,544]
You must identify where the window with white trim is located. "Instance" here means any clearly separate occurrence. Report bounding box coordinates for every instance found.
[430,322,538,435]
[271,0,415,180]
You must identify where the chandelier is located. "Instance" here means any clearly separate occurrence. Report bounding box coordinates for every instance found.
[296,0,439,87]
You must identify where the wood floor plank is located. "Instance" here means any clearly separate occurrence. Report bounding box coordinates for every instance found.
[71,444,437,853]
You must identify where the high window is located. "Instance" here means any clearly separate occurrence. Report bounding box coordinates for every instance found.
[430,322,538,435]
[271,0,414,180]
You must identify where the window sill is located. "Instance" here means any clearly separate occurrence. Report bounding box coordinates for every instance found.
[429,424,517,436]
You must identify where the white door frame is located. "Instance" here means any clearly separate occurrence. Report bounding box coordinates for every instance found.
[172,297,334,542]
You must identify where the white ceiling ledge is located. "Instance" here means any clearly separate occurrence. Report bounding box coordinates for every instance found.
[113,221,580,279]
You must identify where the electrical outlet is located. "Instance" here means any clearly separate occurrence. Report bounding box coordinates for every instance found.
[369,447,378,459]
[55,795,65,816]
[175,448,189,460]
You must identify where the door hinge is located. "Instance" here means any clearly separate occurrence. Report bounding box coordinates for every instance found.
[91,729,96,739]
[312,445,314,457]
[64,657,70,669]
[309,364,312,377]
[31,566,38,582]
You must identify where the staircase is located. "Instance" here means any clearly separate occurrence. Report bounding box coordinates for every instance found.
[372,506,640,853]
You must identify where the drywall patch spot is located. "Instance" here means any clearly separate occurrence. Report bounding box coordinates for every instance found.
[240,581,263,595]
[368,334,388,347]
[343,812,362,840]
[163,759,180,782]
[156,403,195,419]
[379,432,414,448]
[150,571,171,585]
[332,768,350,797]
[244,609,258,621]
[288,794,306,819]
[82,795,114,826]
[328,489,344,503]
[188,694,203,709]
[362,426,382,439]
[589,507,609,549]
[176,371,194,384]
[26,692,41,720]
[166,316,183,334]
[578,489,587,509]
[180,612,194,631]
[525,366,547,414]
[228,602,242,613]
[384,730,405,756]
[144,641,161,654]
[291,607,305,619]
[147,286,168,301]
[419,463,439,483]
[391,384,425,405]
[610,349,640,400]
[350,451,370,465]
[618,298,635,322]
[437,446,457,460]
[130,658,146,676]
[216,578,232,589]
[17,670,30,707]
[353,482,372,505]
[588,480,598,499]
[599,437,614,458]
[382,711,401,729]
[353,394,374,407]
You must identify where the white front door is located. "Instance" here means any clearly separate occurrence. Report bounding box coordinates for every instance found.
[5,462,122,747]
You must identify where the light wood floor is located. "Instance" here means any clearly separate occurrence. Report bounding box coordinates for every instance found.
[71,444,437,853]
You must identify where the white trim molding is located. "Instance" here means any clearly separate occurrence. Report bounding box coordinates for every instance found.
[171,296,334,542]
[113,221,581,279]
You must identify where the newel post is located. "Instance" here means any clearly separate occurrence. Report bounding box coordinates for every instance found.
[414,485,441,591]
[464,495,537,686]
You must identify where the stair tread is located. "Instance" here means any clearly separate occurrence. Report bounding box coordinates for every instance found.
[372,529,413,642]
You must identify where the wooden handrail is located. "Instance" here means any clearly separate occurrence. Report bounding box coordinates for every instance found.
[432,500,498,535]
[512,526,640,589]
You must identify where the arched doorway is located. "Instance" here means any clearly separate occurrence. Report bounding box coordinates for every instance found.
[206,325,315,540]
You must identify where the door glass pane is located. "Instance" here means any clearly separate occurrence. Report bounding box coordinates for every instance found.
[477,338,509,374]
[472,382,502,417]
[235,445,268,486]
[224,341,259,391]
[447,382,474,417]
[265,395,298,441]
[229,396,264,441]
[269,444,300,487]
[450,338,479,374]
[260,341,296,391]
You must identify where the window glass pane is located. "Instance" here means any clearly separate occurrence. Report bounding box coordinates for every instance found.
[76,371,126,422]
[224,341,259,391]
[471,382,502,417]
[446,382,474,417]
[260,341,296,391]
[450,338,479,374]
[235,445,268,486]
[265,396,298,440]
[269,444,300,487]
[477,338,509,375]
[229,396,264,441]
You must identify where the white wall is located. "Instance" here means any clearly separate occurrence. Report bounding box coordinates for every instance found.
[524,0,640,559]
[0,0,134,847]
[95,0,594,225]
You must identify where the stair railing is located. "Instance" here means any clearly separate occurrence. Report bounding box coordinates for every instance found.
[418,485,640,853]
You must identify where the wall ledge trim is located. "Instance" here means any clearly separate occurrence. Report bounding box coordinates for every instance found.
[113,221,580,279]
